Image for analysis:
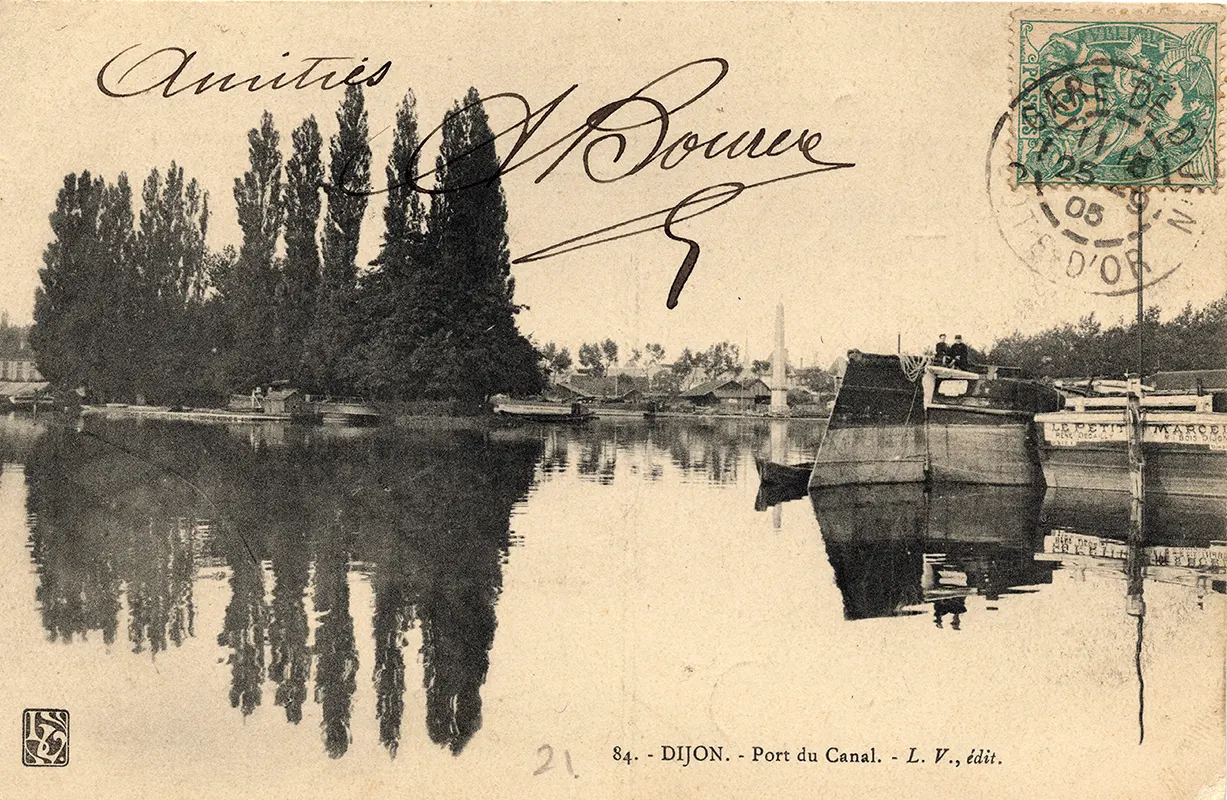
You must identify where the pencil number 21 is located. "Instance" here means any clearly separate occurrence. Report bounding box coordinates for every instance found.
[534,744,578,778]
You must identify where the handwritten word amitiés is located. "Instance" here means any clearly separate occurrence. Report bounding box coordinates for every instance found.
[97,45,391,98]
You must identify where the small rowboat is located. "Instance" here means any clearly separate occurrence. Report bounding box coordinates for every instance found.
[754,457,815,489]
[754,481,809,511]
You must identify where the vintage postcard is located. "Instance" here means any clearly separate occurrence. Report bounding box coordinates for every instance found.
[0,2,1224,799]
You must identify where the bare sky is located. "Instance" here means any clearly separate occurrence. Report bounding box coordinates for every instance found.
[1,2,1223,369]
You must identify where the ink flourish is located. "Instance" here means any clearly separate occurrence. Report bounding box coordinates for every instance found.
[342,57,856,308]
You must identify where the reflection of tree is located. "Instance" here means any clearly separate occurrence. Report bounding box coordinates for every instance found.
[413,435,537,755]
[269,522,311,724]
[128,518,196,654]
[371,560,411,757]
[360,432,541,756]
[23,419,542,758]
[313,518,358,758]
[217,527,267,717]
[24,423,201,651]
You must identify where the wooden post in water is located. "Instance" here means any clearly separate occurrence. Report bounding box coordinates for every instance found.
[1127,194,1147,610]
[1125,373,1146,743]
[1126,374,1145,594]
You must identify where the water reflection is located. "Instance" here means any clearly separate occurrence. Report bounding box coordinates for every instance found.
[14,413,1223,765]
[809,484,1227,625]
[23,418,541,759]
[810,485,1057,623]
[1038,489,1227,597]
[533,418,823,486]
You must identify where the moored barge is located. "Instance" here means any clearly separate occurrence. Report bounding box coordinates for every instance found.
[808,350,1061,489]
[1035,391,1227,497]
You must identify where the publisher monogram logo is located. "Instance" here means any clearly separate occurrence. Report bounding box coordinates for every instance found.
[22,709,69,767]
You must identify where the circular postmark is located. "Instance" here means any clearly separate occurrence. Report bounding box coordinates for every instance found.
[987,58,1214,295]
[985,177,1206,296]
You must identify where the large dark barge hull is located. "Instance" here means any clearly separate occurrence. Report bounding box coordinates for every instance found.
[809,352,927,486]
[809,352,1060,489]
[925,412,1045,486]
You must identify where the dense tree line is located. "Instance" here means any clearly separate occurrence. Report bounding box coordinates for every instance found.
[987,295,1227,379]
[31,86,544,406]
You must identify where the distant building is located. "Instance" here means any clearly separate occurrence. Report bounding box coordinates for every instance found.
[0,343,42,383]
[548,374,652,402]
[0,336,48,402]
[680,375,771,409]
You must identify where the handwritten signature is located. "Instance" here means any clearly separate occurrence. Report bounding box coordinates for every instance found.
[380,58,857,308]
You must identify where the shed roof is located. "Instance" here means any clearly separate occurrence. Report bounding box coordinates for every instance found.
[1152,369,1227,392]
[680,375,769,399]
[559,374,649,399]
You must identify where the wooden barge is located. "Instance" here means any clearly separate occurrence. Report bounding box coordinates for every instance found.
[1036,392,1227,497]
[808,351,1061,489]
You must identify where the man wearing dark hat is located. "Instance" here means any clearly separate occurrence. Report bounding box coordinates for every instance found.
[949,334,969,370]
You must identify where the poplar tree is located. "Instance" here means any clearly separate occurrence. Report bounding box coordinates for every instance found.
[230,111,285,388]
[32,172,103,395]
[133,162,210,403]
[280,116,324,382]
[32,171,139,401]
[422,88,543,400]
[93,174,139,401]
[308,85,371,394]
[356,89,428,397]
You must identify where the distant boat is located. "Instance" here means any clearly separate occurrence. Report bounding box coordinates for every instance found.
[591,404,657,420]
[1035,391,1227,497]
[313,399,381,426]
[492,398,594,423]
[754,457,814,489]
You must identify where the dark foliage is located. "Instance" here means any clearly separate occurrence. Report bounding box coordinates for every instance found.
[31,87,544,405]
[987,295,1227,378]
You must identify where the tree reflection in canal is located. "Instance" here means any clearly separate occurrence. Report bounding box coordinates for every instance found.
[23,419,541,759]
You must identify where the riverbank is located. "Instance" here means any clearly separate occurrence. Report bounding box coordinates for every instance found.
[53,400,830,430]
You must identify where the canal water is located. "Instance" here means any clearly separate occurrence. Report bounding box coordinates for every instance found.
[0,413,1221,799]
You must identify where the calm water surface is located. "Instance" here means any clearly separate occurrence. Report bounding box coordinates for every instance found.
[0,413,1222,797]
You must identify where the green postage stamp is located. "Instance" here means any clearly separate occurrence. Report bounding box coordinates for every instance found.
[1016,17,1220,188]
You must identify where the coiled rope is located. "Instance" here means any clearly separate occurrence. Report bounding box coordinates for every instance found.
[899,353,930,382]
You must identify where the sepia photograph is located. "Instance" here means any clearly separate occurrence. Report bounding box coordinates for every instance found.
[0,2,1223,798]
